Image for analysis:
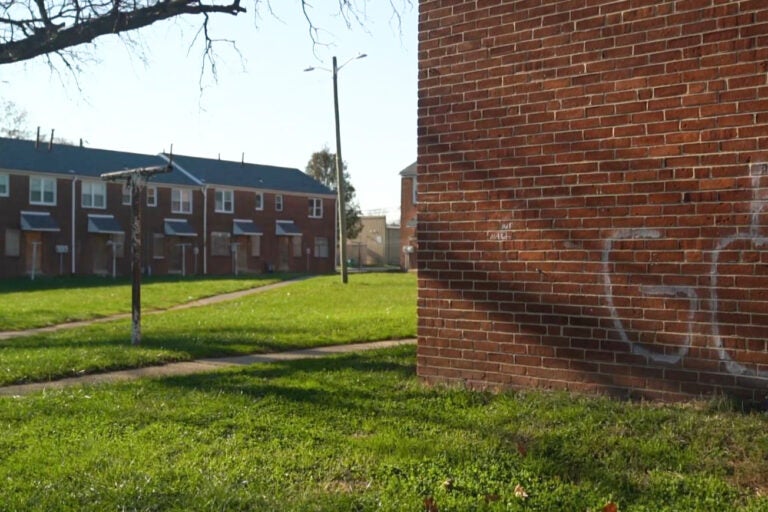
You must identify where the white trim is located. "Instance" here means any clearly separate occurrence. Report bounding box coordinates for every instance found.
[171,188,193,215]
[81,180,107,209]
[214,188,235,213]
[29,175,57,206]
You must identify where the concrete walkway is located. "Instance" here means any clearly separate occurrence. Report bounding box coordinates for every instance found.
[0,277,417,397]
[0,338,417,397]
[0,278,304,341]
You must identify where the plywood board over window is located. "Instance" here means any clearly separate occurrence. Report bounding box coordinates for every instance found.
[4,228,20,257]
[211,231,231,256]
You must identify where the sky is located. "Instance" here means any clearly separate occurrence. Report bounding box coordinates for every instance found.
[0,2,417,223]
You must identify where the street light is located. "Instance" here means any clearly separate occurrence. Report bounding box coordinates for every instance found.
[305,53,367,284]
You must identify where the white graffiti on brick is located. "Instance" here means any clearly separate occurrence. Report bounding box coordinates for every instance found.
[602,162,768,379]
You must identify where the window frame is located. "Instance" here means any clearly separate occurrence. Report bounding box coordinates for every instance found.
[171,188,193,214]
[314,237,329,258]
[147,186,157,207]
[275,194,283,212]
[81,180,107,209]
[254,192,264,211]
[308,197,323,218]
[0,173,8,197]
[215,189,234,214]
[121,183,132,205]
[29,176,57,206]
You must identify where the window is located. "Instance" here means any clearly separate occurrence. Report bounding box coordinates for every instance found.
[215,189,234,213]
[152,234,165,259]
[4,228,20,257]
[250,235,261,257]
[308,198,323,218]
[292,235,302,257]
[254,192,264,210]
[412,176,418,204]
[30,176,56,205]
[172,188,192,214]
[211,231,231,256]
[122,183,131,205]
[0,174,8,197]
[275,194,283,212]
[314,237,329,258]
[81,181,106,209]
[147,186,157,207]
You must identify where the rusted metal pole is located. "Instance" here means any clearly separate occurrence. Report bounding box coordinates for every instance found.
[130,176,143,345]
[100,164,171,346]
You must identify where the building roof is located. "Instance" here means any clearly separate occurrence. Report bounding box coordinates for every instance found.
[0,137,196,186]
[399,161,417,177]
[163,153,335,197]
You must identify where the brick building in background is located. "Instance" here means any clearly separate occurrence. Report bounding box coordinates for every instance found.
[0,137,336,278]
[417,1,768,402]
[399,162,418,270]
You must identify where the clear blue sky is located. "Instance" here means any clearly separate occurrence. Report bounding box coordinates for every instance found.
[0,2,417,222]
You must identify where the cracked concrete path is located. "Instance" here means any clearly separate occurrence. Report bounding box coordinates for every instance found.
[0,338,417,397]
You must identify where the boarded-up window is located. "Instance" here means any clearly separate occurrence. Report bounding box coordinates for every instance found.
[292,235,302,258]
[4,228,20,257]
[153,234,165,259]
[250,235,261,257]
[211,232,231,256]
[314,237,329,258]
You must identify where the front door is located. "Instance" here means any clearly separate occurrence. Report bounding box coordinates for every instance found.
[278,237,291,272]
[236,240,249,274]
[24,232,42,276]
[92,236,110,276]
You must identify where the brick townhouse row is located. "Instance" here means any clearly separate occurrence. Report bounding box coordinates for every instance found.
[0,137,337,278]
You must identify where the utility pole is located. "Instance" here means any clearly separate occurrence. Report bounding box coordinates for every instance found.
[101,164,171,345]
[332,56,349,284]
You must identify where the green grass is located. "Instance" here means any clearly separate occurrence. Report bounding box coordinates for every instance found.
[0,273,417,385]
[0,345,766,511]
[0,274,290,331]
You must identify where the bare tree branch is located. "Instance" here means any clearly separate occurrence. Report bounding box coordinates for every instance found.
[0,0,246,65]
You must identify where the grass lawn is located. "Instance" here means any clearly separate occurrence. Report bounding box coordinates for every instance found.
[0,274,290,331]
[1,345,766,511]
[0,273,417,385]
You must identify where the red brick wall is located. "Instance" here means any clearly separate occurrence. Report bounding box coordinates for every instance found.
[417,0,768,402]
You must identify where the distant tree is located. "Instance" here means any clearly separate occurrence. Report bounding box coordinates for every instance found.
[0,101,31,139]
[306,147,362,239]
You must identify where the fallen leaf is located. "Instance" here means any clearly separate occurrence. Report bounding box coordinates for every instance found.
[485,493,500,503]
[424,496,439,512]
[442,478,454,491]
[603,502,618,512]
[517,441,527,457]
[514,484,528,499]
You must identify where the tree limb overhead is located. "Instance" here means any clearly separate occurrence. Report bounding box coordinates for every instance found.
[0,0,246,65]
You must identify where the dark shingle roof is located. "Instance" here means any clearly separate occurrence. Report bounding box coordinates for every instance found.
[0,137,196,186]
[165,154,334,196]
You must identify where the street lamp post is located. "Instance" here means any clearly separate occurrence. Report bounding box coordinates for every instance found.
[305,53,366,284]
